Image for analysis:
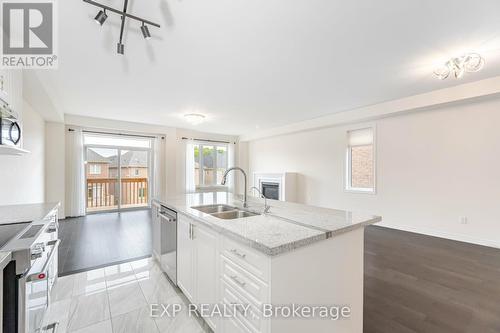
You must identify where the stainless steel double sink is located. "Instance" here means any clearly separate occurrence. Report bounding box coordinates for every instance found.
[191,204,260,220]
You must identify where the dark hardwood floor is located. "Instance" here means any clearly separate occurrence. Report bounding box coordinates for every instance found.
[58,209,152,276]
[364,225,500,333]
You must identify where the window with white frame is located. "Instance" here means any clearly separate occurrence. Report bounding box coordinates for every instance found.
[193,144,228,187]
[89,164,102,175]
[346,127,375,193]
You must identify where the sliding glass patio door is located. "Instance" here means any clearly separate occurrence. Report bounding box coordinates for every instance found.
[86,147,120,212]
[84,134,152,213]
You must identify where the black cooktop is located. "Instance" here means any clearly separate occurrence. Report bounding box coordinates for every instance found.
[0,222,30,249]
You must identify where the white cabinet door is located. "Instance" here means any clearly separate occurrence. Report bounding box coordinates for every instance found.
[193,223,218,330]
[177,215,195,302]
[177,215,219,330]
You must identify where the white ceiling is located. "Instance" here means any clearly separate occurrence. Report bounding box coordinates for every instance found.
[31,0,500,135]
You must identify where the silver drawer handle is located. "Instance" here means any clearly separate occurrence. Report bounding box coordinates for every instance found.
[230,302,247,315]
[230,249,246,259]
[42,322,59,333]
[230,275,246,287]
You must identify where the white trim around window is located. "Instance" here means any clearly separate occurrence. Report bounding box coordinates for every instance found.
[344,124,377,194]
[194,143,229,191]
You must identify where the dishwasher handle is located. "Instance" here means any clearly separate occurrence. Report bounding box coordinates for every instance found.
[159,213,177,223]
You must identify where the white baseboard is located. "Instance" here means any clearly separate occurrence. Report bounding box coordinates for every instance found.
[377,222,500,249]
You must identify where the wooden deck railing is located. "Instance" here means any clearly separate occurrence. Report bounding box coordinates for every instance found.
[121,178,149,206]
[87,177,148,210]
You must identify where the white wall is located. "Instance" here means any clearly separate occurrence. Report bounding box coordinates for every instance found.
[23,72,64,122]
[247,96,500,248]
[0,102,46,205]
[45,122,66,217]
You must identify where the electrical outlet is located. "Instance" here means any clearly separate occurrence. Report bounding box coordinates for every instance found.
[459,216,468,224]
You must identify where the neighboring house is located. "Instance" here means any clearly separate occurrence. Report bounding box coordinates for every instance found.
[108,151,148,178]
[86,149,111,179]
[86,150,148,179]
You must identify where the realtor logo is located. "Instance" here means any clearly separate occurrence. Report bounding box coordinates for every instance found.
[1,0,57,68]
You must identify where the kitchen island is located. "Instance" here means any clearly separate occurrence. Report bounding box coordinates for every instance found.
[153,192,381,333]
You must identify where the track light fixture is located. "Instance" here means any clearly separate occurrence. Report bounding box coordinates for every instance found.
[141,23,151,40]
[83,0,160,55]
[94,9,107,25]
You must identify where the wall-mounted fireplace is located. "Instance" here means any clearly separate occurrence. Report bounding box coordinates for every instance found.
[261,182,280,200]
[253,172,297,202]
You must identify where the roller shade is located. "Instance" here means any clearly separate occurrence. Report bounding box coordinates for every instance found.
[347,128,373,146]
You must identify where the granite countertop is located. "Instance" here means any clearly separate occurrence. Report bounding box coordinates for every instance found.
[0,202,60,225]
[154,193,381,256]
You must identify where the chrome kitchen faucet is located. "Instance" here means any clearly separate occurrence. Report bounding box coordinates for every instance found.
[251,186,271,214]
[221,167,248,208]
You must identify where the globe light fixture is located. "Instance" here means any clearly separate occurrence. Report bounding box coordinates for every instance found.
[434,53,484,80]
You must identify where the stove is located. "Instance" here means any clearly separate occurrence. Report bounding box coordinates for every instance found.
[2,213,60,333]
[0,223,30,249]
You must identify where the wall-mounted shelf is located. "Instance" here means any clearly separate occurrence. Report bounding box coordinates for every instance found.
[0,145,29,155]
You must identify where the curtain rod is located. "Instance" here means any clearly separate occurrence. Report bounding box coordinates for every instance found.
[181,137,235,144]
[68,128,164,140]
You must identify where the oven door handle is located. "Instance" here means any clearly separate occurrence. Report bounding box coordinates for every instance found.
[26,239,60,282]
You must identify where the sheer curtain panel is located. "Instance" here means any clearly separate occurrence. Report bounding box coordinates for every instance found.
[66,128,86,217]
[185,140,196,193]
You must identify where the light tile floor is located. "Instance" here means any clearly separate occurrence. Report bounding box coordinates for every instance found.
[44,257,210,333]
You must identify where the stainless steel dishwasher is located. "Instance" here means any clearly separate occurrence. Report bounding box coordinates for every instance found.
[158,206,177,285]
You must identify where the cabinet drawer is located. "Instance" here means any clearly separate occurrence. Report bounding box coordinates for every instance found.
[222,236,269,283]
[221,256,269,306]
[221,280,268,333]
[220,315,251,333]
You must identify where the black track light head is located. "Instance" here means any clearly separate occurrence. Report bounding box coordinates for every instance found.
[141,23,151,40]
[94,9,107,25]
[117,43,125,55]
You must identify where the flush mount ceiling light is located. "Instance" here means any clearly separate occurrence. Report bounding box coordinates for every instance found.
[184,113,206,125]
[83,0,160,55]
[433,53,484,80]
